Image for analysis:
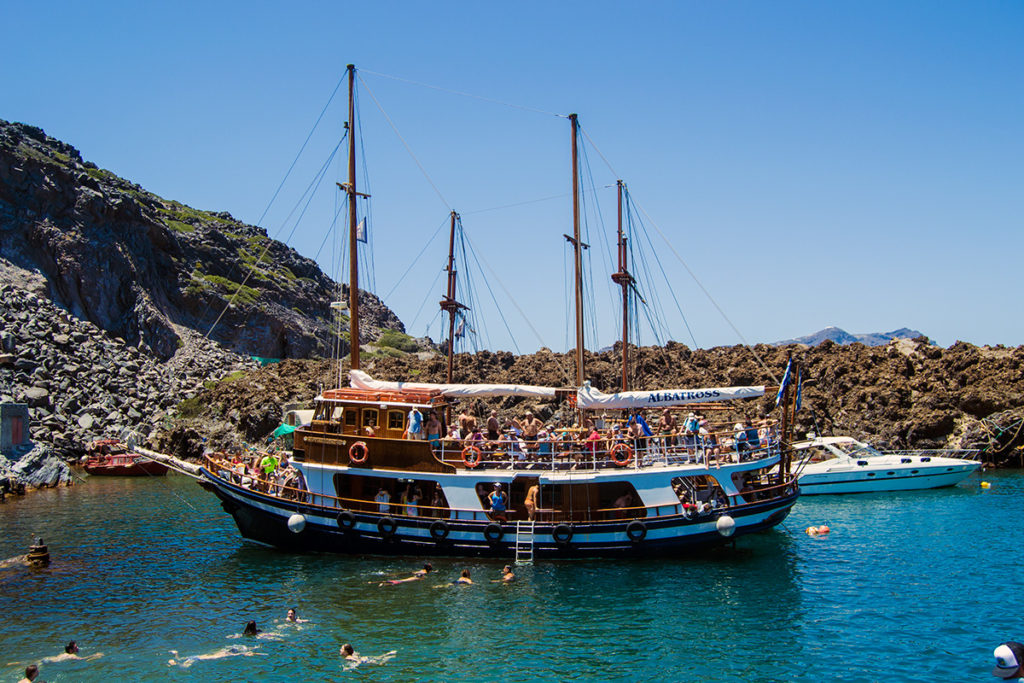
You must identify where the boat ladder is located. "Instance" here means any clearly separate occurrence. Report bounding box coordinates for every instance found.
[514,520,535,564]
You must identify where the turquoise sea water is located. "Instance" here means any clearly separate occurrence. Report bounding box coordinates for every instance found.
[0,470,1020,682]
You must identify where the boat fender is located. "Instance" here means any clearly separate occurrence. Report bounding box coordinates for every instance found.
[626,520,647,543]
[287,513,307,534]
[429,519,450,541]
[336,510,356,530]
[348,441,369,464]
[377,516,398,538]
[610,443,633,467]
[715,514,736,537]
[981,481,991,489]
[462,445,482,469]
[484,522,504,543]
[552,523,573,546]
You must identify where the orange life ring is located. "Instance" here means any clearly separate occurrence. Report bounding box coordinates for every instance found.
[610,442,633,467]
[349,441,369,464]
[462,445,482,469]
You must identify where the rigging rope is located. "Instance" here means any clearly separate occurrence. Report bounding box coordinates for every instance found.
[359,68,566,118]
[357,73,451,210]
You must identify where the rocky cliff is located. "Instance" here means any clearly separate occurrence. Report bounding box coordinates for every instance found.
[0,119,404,360]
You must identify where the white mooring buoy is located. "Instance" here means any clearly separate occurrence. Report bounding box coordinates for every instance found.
[287,514,307,533]
[716,515,736,537]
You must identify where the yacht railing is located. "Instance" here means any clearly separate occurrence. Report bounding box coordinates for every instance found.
[433,433,782,472]
[882,448,981,461]
[204,455,797,525]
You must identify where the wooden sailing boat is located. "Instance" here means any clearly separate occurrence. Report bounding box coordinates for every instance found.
[198,67,800,558]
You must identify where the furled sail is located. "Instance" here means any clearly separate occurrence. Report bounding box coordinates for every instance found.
[349,369,558,398]
[576,381,765,409]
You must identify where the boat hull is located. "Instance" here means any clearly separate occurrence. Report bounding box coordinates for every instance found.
[200,468,797,559]
[84,460,169,477]
[797,462,979,495]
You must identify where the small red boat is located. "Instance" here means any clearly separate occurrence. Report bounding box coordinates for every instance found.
[83,439,169,476]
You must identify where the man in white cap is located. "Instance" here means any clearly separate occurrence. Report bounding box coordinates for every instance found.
[993,641,1024,680]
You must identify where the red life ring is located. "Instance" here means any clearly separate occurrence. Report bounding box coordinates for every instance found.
[349,441,369,464]
[610,443,633,467]
[462,445,482,469]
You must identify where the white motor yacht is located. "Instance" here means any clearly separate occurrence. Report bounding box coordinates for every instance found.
[793,436,980,495]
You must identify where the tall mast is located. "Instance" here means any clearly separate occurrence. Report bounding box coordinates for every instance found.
[570,113,584,389]
[611,179,633,391]
[346,63,361,371]
[439,210,468,423]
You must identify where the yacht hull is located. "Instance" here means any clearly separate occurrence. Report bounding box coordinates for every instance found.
[201,468,797,558]
[798,462,980,495]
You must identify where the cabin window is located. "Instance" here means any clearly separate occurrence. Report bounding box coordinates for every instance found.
[387,410,405,431]
[332,473,449,518]
[671,475,727,507]
[362,409,378,428]
[344,409,357,426]
[476,480,644,522]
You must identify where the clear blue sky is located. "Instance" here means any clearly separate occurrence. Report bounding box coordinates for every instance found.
[5,1,1023,352]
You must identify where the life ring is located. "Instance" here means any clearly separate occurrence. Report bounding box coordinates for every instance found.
[610,443,633,467]
[377,515,397,538]
[552,523,573,546]
[336,510,356,530]
[349,441,368,464]
[484,522,504,543]
[429,520,450,541]
[626,520,647,543]
[462,445,482,469]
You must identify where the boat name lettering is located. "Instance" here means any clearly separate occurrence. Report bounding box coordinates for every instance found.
[646,390,721,404]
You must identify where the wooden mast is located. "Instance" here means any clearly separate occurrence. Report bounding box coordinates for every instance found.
[345,63,361,371]
[569,113,584,390]
[611,179,634,392]
[439,210,468,423]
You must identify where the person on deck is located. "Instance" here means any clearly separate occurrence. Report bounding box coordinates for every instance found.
[407,407,423,440]
[457,409,476,438]
[425,412,442,449]
[486,411,501,441]
[524,484,539,521]
[375,487,391,513]
[488,483,508,522]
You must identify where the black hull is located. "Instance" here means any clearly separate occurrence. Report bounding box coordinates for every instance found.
[201,469,797,559]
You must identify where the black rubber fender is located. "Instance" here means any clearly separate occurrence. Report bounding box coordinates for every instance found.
[429,519,450,541]
[552,523,574,546]
[336,510,356,530]
[484,522,504,543]
[626,520,647,543]
[377,515,397,537]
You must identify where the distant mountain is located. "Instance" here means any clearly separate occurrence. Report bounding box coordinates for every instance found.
[774,326,925,347]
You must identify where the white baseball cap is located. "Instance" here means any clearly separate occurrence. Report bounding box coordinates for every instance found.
[993,642,1024,679]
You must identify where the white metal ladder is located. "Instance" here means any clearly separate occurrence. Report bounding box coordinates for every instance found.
[514,520,535,564]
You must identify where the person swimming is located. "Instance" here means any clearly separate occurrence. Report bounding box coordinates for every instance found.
[455,569,473,585]
[41,640,103,663]
[243,621,261,636]
[168,644,265,668]
[380,562,433,586]
[340,643,397,668]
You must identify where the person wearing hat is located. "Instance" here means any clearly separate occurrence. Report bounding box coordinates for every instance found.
[993,641,1024,680]
[488,483,507,522]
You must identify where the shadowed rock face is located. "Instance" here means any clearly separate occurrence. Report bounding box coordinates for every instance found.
[0,119,403,361]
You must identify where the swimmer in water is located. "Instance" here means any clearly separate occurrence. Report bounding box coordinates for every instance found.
[18,664,39,683]
[455,568,473,585]
[168,644,265,668]
[380,562,433,586]
[41,640,103,663]
[340,643,397,668]
[498,565,516,582]
[243,621,261,636]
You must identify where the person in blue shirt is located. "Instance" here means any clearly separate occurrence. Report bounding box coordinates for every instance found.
[488,483,507,521]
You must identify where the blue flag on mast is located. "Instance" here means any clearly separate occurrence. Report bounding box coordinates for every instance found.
[775,357,793,408]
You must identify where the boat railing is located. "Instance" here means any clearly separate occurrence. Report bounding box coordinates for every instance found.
[205,455,796,525]
[882,448,982,461]
[433,433,782,472]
